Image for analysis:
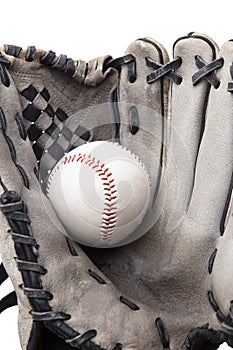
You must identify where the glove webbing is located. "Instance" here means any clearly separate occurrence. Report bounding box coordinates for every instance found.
[0,45,107,188]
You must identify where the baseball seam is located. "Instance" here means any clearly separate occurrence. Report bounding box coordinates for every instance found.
[46,141,148,245]
[113,142,146,171]
[46,151,117,243]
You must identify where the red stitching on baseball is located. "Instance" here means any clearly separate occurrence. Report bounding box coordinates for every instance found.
[46,141,147,244]
[46,150,118,243]
[111,141,146,170]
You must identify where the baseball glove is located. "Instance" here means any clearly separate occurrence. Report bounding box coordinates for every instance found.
[0,32,232,350]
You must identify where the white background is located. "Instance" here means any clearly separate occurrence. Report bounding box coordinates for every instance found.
[0,0,232,348]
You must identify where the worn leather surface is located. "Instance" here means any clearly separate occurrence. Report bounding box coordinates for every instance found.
[0,33,232,349]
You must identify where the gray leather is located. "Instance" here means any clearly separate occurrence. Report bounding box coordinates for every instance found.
[0,33,232,349]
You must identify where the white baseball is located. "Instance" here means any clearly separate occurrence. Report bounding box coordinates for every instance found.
[46,141,151,248]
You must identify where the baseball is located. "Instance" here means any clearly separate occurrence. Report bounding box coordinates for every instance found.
[46,141,151,248]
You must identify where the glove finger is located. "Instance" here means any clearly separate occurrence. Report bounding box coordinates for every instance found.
[117,38,169,205]
[210,195,233,329]
[164,33,219,231]
[186,41,233,234]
